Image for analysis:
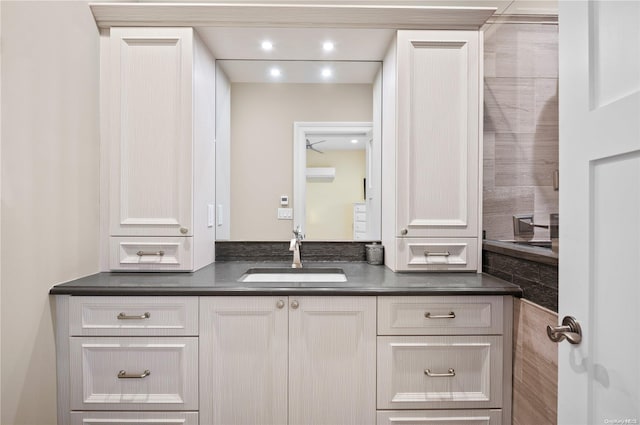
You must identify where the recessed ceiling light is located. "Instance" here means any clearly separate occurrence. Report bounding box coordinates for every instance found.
[322,41,334,51]
[350,139,358,144]
[270,68,281,77]
[261,41,273,51]
[321,68,332,78]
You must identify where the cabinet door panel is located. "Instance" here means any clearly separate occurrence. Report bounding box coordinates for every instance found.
[69,337,198,410]
[199,297,288,425]
[378,335,502,410]
[289,296,376,425]
[396,30,479,238]
[377,409,502,425]
[110,27,193,237]
[70,411,199,425]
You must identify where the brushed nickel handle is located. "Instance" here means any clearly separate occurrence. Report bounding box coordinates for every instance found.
[137,250,164,257]
[117,312,150,320]
[118,369,151,379]
[547,316,582,345]
[424,368,455,377]
[276,300,285,309]
[291,300,299,310]
[424,251,451,257]
[180,227,189,234]
[400,228,408,235]
[424,311,456,319]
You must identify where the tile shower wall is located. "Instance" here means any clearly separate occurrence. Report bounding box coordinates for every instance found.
[483,23,559,240]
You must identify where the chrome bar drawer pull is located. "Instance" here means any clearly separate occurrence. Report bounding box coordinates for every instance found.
[424,251,451,257]
[424,368,455,377]
[118,369,151,379]
[137,250,165,257]
[424,311,456,319]
[117,312,151,320]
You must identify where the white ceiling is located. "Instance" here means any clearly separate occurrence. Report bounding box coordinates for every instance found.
[217,60,381,84]
[306,135,369,152]
[201,27,389,83]
[197,27,396,61]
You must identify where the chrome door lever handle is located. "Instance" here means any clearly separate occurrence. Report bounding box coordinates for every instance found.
[547,316,582,345]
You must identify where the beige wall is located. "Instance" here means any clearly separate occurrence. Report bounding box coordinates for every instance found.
[1,2,100,424]
[483,22,559,240]
[306,150,365,240]
[230,83,372,240]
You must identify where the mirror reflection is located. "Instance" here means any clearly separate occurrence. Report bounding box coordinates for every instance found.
[215,60,382,241]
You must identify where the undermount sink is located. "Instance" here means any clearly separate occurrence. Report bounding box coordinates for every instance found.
[238,267,347,283]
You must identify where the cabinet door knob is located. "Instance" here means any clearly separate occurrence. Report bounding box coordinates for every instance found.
[180,227,189,234]
[400,228,408,235]
[291,300,299,309]
[276,300,285,309]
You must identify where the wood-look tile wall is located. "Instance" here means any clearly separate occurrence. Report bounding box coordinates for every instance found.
[512,298,558,425]
[483,23,559,240]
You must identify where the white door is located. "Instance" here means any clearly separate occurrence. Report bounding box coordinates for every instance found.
[199,297,288,425]
[288,296,376,425]
[109,27,193,237]
[558,1,640,424]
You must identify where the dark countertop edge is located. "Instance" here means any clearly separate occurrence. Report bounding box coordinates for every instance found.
[483,240,558,266]
[49,286,523,297]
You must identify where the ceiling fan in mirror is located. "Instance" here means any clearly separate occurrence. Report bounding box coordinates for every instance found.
[306,138,327,154]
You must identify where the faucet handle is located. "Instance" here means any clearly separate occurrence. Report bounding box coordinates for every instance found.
[293,225,304,240]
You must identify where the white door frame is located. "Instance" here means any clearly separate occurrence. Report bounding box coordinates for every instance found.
[293,121,375,238]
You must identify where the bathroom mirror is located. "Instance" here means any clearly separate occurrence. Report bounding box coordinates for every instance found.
[215,59,382,241]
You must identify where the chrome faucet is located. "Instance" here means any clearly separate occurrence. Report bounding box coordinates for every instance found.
[290,225,304,268]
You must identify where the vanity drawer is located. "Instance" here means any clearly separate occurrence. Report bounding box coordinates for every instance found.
[110,236,193,271]
[354,203,367,213]
[69,296,198,336]
[377,335,503,410]
[396,238,477,271]
[355,221,367,232]
[354,212,367,222]
[378,296,503,335]
[377,409,502,425]
[70,411,199,425]
[70,337,198,411]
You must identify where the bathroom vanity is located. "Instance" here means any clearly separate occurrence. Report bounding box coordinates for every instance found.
[51,3,520,425]
[50,262,520,425]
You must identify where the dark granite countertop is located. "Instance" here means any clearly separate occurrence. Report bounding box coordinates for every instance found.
[49,261,522,297]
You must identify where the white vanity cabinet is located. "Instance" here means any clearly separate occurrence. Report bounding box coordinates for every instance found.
[107,27,215,271]
[55,296,200,424]
[383,30,482,271]
[199,296,377,425]
[376,296,512,425]
[56,294,511,425]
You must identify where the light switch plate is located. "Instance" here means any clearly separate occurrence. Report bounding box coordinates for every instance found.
[277,208,293,220]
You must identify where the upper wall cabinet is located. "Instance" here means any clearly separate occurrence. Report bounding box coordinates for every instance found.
[108,27,215,271]
[383,30,481,272]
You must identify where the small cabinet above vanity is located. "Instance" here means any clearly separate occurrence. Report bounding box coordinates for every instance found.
[382,30,482,272]
[107,27,215,272]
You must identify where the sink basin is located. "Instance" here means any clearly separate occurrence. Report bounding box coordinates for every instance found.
[239,267,347,283]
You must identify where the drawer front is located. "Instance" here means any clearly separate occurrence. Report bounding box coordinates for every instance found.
[355,212,367,222]
[396,238,477,271]
[70,411,199,425]
[378,296,503,335]
[354,203,367,213]
[377,335,503,410]
[377,409,502,425]
[70,337,198,410]
[355,221,367,232]
[110,237,193,271]
[69,296,198,336]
